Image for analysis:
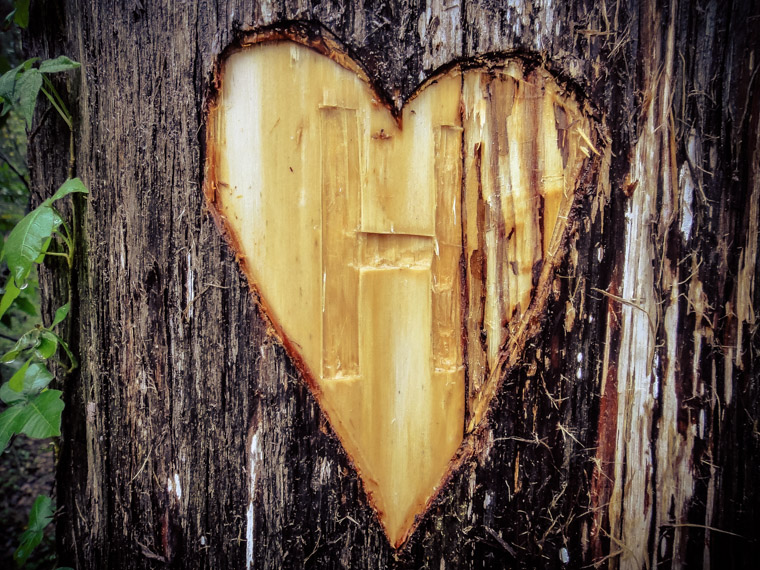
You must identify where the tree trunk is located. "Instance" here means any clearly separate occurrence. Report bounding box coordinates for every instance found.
[28,1,759,568]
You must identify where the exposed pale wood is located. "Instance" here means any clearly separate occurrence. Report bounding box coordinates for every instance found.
[207,40,592,546]
[460,64,593,427]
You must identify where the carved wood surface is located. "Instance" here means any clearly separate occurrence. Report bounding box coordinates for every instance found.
[206,38,594,546]
[27,1,760,568]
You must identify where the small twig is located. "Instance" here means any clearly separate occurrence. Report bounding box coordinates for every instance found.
[130,445,152,483]
[583,548,624,568]
[660,522,746,539]
[591,287,657,339]
[335,515,360,527]
[557,423,584,447]
[137,539,167,562]
[483,526,517,557]
[74,497,87,525]
[494,434,552,451]
[304,528,321,563]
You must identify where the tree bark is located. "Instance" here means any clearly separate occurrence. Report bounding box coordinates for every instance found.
[28,0,760,568]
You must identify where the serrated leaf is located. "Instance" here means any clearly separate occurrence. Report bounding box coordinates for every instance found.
[14,494,54,565]
[14,68,42,128]
[51,302,69,327]
[0,403,27,452]
[4,204,63,285]
[20,389,63,439]
[9,357,32,391]
[0,363,54,404]
[39,56,80,74]
[35,332,58,359]
[0,276,20,321]
[47,177,89,204]
[12,0,30,28]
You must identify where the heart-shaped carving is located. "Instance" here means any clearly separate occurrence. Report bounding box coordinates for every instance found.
[206,32,594,547]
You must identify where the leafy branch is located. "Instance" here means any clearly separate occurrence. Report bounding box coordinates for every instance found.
[0,6,87,565]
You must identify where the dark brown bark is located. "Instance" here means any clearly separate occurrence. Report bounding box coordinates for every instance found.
[27,0,760,568]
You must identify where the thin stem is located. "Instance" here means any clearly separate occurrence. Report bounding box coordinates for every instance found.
[39,87,71,130]
[68,129,75,177]
[53,229,73,254]
[59,220,73,244]
[42,76,72,121]
[42,251,71,266]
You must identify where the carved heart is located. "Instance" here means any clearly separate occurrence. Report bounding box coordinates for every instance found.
[206,33,594,547]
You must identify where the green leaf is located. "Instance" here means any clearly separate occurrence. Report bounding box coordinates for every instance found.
[35,332,58,359]
[12,0,30,28]
[26,494,53,533]
[0,62,23,102]
[0,276,20,321]
[0,403,27,452]
[1,179,87,289]
[47,177,89,204]
[39,56,80,74]
[22,362,54,394]
[0,363,54,404]
[1,329,37,362]
[4,204,63,285]
[14,68,42,128]
[34,235,53,263]
[20,389,63,439]
[0,390,63,452]
[51,302,70,327]
[0,382,25,405]
[9,357,32,391]
[13,294,37,317]
[48,331,77,370]
[14,494,54,565]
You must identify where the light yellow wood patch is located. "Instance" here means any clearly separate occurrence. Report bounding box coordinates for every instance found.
[207,40,592,547]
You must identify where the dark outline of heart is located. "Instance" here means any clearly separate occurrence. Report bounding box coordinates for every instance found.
[203,21,603,550]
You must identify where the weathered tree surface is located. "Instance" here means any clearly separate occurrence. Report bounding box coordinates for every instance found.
[28,0,759,568]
